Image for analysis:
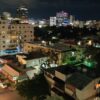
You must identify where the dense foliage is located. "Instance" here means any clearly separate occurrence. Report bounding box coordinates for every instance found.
[16,74,50,100]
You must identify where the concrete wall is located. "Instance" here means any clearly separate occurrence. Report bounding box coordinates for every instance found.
[55,70,66,82]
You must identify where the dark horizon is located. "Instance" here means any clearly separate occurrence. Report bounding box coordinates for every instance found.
[0,0,100,20]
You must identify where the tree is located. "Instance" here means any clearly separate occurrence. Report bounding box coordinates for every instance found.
[16,74,50,100]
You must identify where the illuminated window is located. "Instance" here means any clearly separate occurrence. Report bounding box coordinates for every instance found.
[2,31,6,34]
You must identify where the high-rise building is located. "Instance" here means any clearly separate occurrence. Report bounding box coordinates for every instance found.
[69,15,75,25]
[50,17,56,26]
[17,6,28,19]
[56,11,69,26]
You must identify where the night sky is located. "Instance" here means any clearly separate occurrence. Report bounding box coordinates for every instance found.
[0,0,100,20]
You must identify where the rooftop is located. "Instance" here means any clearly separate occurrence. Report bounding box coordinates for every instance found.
[66,72,92,90]
[0,55,16,60]
[7,63,34,74]
[44,65,77,76]
[28,41,76,52]
[74,64,99,79]
[55,65,77,75]
[17,51,48,60]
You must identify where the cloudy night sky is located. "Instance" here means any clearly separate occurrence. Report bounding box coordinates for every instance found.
[0,0,100,20]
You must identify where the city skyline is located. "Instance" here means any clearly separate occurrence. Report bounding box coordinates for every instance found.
[0,0,100,20]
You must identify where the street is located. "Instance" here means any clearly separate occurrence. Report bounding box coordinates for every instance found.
[0,90,26,100]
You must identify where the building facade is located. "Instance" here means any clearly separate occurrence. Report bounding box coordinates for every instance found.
[0,19,34,51]
[56,11,69,26]
[50,17,57,26]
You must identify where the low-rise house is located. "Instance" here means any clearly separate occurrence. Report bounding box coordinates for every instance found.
[1,64,31,83]
[16,52,49,73]
[23,42,77,65]
[44,65,100,100]
[65,72,93,100]
[44,65,76,98]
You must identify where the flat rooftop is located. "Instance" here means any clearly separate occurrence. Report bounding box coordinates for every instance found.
[17,52,48,60]
[66,72,92,90]
[0,55,16,60]
[55,65,77,75]
[45,65,77,75]
[28,41,76,52]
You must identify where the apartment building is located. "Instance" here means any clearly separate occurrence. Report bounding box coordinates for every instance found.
[23,42,77,66]
[0,19,34,51]
[44,65,100,100]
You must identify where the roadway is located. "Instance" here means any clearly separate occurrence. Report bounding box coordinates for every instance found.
[0,90,26,100]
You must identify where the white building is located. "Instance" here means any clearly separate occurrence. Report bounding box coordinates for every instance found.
[56,11,69,26]
[69,15,75,25]
[16,53,49,74]
[50,17,56,26]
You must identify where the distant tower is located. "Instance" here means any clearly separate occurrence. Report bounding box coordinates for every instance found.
[1,12,11,20]
[50,17,57,26]
[69,15,75,24]
[56,11,69,26]
[17,6,28,19]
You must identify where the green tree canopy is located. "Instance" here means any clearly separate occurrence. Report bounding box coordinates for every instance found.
[16,74,50,100]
